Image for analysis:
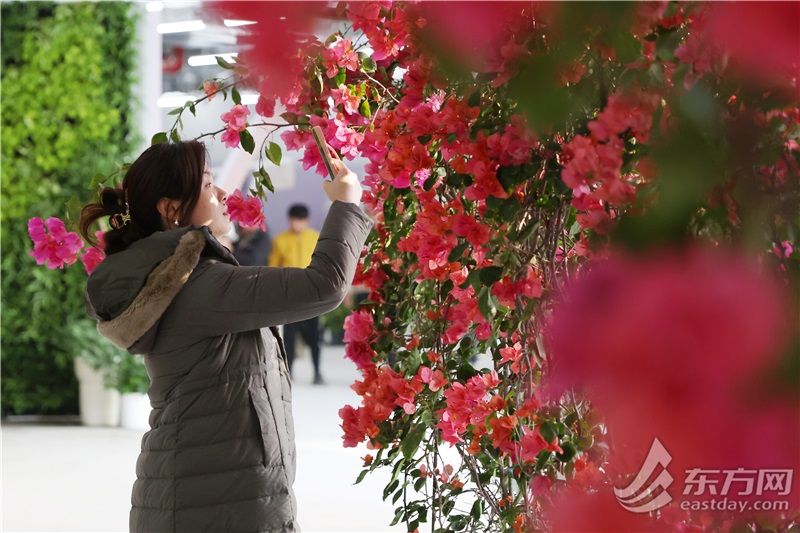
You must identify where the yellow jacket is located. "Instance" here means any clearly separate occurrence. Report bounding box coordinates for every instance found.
[268,228,320,268]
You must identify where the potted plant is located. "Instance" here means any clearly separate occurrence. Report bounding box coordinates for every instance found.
[115,352,150,431]
[67,319,121,426]
[320,302,351,345]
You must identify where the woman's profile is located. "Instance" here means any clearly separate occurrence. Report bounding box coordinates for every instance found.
[80,140,372,532]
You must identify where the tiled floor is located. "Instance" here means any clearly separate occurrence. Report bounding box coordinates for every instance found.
[2,344,403,533]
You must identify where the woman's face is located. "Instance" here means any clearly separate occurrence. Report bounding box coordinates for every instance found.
[187,165,231,237]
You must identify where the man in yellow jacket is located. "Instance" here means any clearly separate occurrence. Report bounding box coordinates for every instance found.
[268,204,325,384]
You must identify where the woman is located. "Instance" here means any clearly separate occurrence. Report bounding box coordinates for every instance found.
[80,140,372,532]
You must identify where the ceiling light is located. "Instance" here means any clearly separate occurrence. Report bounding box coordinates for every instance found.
[157,20,206,34]
[145,2,163,12]
[157,92,194,108]
[187,53,238,67]
[240,92,259,105]
[224,19,256,27]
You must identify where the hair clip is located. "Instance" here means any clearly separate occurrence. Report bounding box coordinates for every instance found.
[110,189,132,230]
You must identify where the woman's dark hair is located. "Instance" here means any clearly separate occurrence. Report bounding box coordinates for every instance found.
[80,140,207,255]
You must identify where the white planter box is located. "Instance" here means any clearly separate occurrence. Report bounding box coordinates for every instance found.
[120,392,151,431]
[74,358,120,427]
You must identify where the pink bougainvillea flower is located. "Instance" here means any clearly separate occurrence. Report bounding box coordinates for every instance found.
[207,1,326,97]
[28,217,84,269]
[331,85,362,116]
[81,231,106,275]
[546,245,800,512]
[203,80,219,101]
[220,128,241,149]
[418,366,448,392]
[705,2,800,88]
[224,190,265,230]
[255,95,276,118]
[220,104,250,132]
[343,309,375,344]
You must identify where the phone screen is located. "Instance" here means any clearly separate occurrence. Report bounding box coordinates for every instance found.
[311,126,336,180]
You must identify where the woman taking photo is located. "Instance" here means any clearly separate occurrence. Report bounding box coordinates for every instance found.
[80,140,372,532]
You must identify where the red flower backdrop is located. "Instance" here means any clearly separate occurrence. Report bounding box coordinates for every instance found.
[33,2,799,531]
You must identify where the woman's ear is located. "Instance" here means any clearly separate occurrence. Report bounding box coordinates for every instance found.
[157,197,181,222]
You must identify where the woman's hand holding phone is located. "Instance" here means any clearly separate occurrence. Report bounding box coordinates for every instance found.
[320,144,363,204]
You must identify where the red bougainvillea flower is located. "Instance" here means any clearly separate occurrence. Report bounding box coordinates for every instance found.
[220,104,250,132]
[414,2,528,72]
[81,231,106,275]
[28,217,84,269]
[546,245,800,515]
[224,190,265,230]
[203,81,219,102]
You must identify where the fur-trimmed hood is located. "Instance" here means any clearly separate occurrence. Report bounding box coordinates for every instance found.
[85,226,237,352]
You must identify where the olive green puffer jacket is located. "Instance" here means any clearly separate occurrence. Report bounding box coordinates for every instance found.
[85,201,372,532]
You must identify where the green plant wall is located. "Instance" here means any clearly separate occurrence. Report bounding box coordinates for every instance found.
[1,2,138,415]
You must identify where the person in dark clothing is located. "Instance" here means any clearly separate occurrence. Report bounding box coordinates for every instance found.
[79,140,371,532]
[233,222,272,266]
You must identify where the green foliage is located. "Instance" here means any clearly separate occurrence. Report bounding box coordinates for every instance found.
[1,2,138,415]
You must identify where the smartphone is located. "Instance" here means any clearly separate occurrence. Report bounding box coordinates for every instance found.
[311,126,337,180]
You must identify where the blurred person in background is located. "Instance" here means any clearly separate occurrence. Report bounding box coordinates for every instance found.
[233,220,272,266]
[269,204,326,384]
[79,140,371,532]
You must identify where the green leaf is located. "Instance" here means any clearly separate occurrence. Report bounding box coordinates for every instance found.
[448,241,469,262]
[253,167,275,194]
[477,287,496,320]
[169,129,181,142]
[470,499,483,521]
[383,479,399,501]
[188,103,196,116]
[612,33,643,64]
[231,85,242,106]
[467,90,482,108]
[239,129,255,154]
[88,173,107,190]
[361,56,377,72]
[216,56,234,69]
[359,99,371,118]
[64,195,82,222]
[402,423,426,460]
[265,141,282,166]
[478,266,504,286]
[417,134,433,146]
[355,469,369,484]
[414,477,426,492]
[556,441,578,462]
[151,132,168,145]
[655,30,681,62]
[333,67,346,89]
[539,420,558,443]
[167,107,182,116]
[446,173,473,188]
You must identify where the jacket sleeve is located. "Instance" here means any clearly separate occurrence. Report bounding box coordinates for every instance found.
[168,201,373,335]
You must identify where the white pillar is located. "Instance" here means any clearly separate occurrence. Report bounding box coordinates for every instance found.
[132,3,163,153]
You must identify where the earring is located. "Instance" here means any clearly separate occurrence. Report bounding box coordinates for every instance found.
[174,219,180,226]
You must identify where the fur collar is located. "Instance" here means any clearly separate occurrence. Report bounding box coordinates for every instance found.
[97,230,207,349]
